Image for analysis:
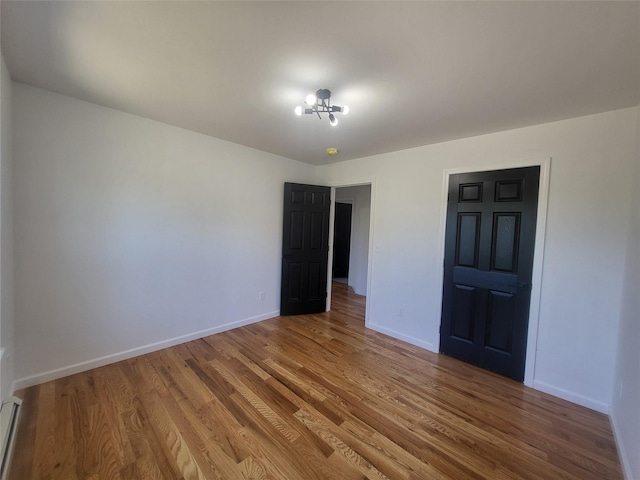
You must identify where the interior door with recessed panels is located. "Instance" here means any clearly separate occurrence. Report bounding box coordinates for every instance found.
[440,166,540,381]
[280,182,331,316]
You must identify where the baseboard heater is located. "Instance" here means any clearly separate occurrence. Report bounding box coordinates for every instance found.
[0,397,21,480]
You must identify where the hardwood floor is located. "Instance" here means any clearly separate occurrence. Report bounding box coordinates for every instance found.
[10,282,622,479]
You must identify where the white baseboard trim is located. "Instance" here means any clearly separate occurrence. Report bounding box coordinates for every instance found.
[13,311,279,391]
[353,287,367,296]
[532,379,609,414]
[366,322,436,353]
[356,324,613,416]
[610,408,634,480]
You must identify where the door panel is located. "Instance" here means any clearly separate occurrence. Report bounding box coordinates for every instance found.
[451,284,476,341]
[440,166,540,381]
[492,213,520,272]
[456,213,480,267]
[281,183,330,316]
[485,290,515,352]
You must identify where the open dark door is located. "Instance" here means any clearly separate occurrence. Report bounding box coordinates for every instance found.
[280,183,331,316]
[440,166,540,381]
[332,203,352,279]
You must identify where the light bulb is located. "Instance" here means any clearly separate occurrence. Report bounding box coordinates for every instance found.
[342,105,350,115]
[305,93,317,105]
[329,114,338,126]
[294,106,302,116]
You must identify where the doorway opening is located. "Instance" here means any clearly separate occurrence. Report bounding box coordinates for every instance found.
[332,201,352,285]
[329,184,372,321]
[279,182,373,320]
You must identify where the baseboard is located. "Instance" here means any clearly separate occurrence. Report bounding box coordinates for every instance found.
[13,310,279,391]
[532,379,609,414]
[366,322,436,353]
[365,324,612,415]
[610,407,634,480]
[353,287,366,296]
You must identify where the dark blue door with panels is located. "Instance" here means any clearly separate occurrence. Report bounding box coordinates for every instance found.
[440,166,540,381]
[281,183,331,316]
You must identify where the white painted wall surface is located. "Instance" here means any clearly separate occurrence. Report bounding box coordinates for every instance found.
[610,103,640,479]
[0,56,14,399]
[9,78,639,423]
[12,83,315,387]
[335,185,370,296]
[316,108,637,413]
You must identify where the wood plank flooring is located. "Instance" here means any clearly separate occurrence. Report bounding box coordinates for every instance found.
[10,283,622,479]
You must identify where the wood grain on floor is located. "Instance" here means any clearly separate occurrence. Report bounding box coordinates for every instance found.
[10,283,622,479]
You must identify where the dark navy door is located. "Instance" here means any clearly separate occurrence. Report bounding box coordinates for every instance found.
[280,183,331,316]
[440,166,540,381]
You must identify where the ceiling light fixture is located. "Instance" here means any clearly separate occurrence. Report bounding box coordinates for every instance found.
[295,89,348,126]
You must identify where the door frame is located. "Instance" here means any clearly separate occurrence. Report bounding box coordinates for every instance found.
[437,159,551,387]
[325,180,376,327]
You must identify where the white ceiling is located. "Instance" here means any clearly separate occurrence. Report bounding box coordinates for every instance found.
[2,1,639,166]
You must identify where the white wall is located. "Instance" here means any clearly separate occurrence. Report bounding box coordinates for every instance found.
[610,104,640,478]
[0,55,14,399]
[9,78,639,428]
[12,83,316,387]
[316,108,637,413]
[335,185,370,296]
